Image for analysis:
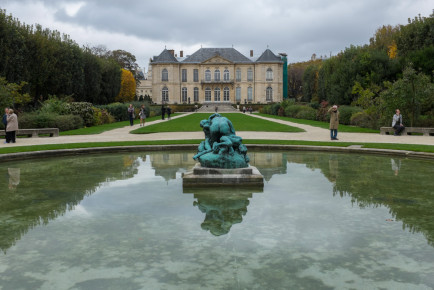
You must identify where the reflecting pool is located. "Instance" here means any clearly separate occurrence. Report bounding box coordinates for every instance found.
[1,151,434,289]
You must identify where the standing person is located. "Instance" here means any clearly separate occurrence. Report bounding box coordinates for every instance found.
[167,106,172,120]
[161,105,166,120]
[2,107,8,136]
[139,105,146,127]
[392,109,405,136]
[5,109,18,144]
[328,105,339,140]
[127,104,135,126]
[242,106,246,113]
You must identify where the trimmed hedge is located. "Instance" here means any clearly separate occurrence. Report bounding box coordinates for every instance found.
[19,112,83,131]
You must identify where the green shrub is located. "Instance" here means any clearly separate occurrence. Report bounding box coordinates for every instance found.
[93,107,115,126]
[65,102,94,126]
[350,111,372,128]
[284,105,306,117]
[39,96,68,114]
[270,103,281,115]
[295,107,317,120]
[19,112,83,131]
[259,105,272,114]
[415,115,434,127]
[338,105,363,125]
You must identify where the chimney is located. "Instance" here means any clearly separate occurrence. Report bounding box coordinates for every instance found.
[180,50,184,57]
[250,50,253,57]
[168,49,175,56]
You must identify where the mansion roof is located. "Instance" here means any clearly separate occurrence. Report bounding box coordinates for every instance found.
[152,48,283,64]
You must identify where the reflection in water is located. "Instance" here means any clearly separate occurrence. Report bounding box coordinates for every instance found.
[0,151,434,289]
[391,158,402,176]
[8,168,20,191]
[0,154,140,253]
[183,187,262,236]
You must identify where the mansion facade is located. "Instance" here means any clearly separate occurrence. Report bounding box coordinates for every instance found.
[149,47,286,104]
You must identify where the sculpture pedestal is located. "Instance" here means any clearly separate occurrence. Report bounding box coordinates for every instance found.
[182,164,264,187]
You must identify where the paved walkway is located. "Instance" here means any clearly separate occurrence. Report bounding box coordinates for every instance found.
[2,112,434,147]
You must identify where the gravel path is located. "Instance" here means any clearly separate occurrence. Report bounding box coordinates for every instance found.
[2,112,434,147]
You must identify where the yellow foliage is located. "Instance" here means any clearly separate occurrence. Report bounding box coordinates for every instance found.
[116,69,136,102]
[387,41,398,59]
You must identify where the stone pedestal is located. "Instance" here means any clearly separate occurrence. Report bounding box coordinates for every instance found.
[182,164,264,187]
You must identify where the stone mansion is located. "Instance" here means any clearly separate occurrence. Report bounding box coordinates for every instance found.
[141,47,287,105]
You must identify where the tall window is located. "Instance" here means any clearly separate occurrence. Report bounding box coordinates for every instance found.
[266,68,273,81]
[162,69,168,81]
[205,87,211,101]
[214,69,220,81]
[236,68,241,82]
[182,87,187,103]
[214,87,220,101]
[194,87,199,102]
[223,87,230,101]
[205,70,211,81]
[266,86,273,101]
[236,87,241,101]
[223,69,230,81]
[162,87,169,102]
[247,68,253,81]
[182,69,187,82]
[193,69,199,82]
[247,86,253,101]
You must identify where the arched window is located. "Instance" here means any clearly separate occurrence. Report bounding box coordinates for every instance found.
[205,87,211,101]
[214,69,220,81]
[266,86,273,101]
[223,87,230,101]
[162,87,169,103]
[162,69,168,81]
[193,87,199,102]
[205,70,211,81]
[236,87,241,101]
[224,69,230,81]
[236,68,241,81]
[182,87,187,103]
[247,86,253,101]
[247,68,253,81]
[266,68,273,81]
[214,87,221,101]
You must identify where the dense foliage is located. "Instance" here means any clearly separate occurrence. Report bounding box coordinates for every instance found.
[294,12,434,127]
[0,9,122,106]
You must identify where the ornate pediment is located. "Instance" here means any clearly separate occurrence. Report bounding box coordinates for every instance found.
[202,55,232,65]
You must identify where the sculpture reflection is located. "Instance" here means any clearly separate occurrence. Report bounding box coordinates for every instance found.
[184,187,262,236]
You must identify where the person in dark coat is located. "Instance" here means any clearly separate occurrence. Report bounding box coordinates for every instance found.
[161,105,166,120]
[2,107,8,135]
[167,106,172,120]
[127,104,135,126]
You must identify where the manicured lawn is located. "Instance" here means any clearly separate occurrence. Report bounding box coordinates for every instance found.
[255,113,380,133]
[1,140,433,154]
[60,113,182,135]
[131,113,304,134]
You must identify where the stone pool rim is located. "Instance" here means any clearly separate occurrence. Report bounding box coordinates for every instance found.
[1,144,433,162]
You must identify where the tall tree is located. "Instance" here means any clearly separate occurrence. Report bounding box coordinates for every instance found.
[116,69,136,102]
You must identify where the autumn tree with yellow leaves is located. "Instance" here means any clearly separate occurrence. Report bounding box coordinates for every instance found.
[116,69,136,102]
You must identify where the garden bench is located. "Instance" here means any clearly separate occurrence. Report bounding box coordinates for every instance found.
[0,128,59,138]
[380,127,434,136]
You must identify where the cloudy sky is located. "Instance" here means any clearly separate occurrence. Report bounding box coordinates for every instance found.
[1,0,432,71]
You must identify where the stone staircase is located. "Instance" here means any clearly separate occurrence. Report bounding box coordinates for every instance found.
[197,103,239,113]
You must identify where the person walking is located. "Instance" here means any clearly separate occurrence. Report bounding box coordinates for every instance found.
[139,105,146,127]
[127,104,135,126]
[167,106,172,120]
[392,109,405,136]
[161,105,166,120]
[5,109,18,144]
[328,105,339,140]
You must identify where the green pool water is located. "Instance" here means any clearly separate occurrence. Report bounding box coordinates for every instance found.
[0,151,433,289]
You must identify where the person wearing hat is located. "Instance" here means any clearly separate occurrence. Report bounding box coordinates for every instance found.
[328,105,339,140]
